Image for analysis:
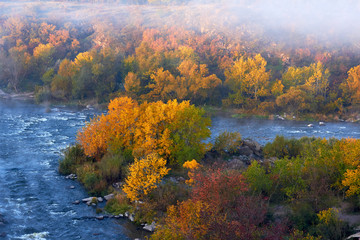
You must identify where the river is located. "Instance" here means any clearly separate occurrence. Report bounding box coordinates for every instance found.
[0,99,147,240]
[0,99,359,239]
[210,115,360,145]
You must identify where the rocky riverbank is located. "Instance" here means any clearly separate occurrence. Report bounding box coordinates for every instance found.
[0,89,34,101]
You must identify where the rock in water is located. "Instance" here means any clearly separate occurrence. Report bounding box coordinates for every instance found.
[143,222,156,232]
[82,197,92,202]
[104,193,115,201]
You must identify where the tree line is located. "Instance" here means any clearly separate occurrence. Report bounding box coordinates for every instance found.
[2,4,360,116]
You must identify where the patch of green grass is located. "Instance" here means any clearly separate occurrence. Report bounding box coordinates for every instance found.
[231,113,249,119]
[104,197,132,215]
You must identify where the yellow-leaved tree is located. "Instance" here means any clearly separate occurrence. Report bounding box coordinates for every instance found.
[225,54,270,106]
[183,159,201,185]
[341,65,360,106]
[77,96,210,165]
[123,153,170,201]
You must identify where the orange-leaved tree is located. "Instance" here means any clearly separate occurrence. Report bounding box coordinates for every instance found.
[77,96,211,165]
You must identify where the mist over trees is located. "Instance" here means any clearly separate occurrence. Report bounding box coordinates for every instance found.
[1,1,360,115]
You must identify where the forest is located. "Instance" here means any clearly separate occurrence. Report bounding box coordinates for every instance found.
[1,1,360,119]
[2,1,360,239]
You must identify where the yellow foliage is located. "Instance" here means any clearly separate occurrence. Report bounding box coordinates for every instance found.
[124,72,141,95]
[183,159,201,185]
[341,65,360,105]
[77,97,210,164]
[33,43,54,59]
[152,199,211,240]
[317,208,339,225]
[342,166,360,197]
[122,153,170,201]
[73,51,93,69]
[225,54,270,103]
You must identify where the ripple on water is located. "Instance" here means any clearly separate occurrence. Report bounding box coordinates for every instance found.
[16,231,50,240]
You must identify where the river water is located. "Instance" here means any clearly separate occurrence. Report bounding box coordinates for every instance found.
[210,115,360,145]
[0,99,359,239]
[0,99,146,240]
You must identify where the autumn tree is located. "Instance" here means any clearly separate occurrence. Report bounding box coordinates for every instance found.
[225,54,270,106]
[77,97,210,165]
[175,59,222,103]
[276,87,309,115]
[146,68,176,101]
[153,168,286,240]
[341,65,360,106]
[124,72,141,97]
[51,58,74,100]
[123,153,170,202]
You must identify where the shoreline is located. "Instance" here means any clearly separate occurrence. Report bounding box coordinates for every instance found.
[2,88,359,124]
[204,106,360,124]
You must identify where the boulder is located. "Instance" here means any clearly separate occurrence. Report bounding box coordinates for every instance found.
[129,214,135,222]
[254,150,262,157]
[125,212,129,217]
[243,139,261,152]
[97,197,103,203]
[143,221,156,232]
[82,197,93,202]
[96,216,104,220]
[72,200,80,205]
[112,182,122,189]
[104,194,115,201]
[65,174,77,180]
[70,186,75,189]
[227,158,247,170]
[237,146,253,156]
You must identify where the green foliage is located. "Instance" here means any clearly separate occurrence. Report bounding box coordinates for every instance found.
[213,131,242,155]
[290,201,318,232]
[271,157,307,200]
[59,144,88,175]
[104,195,132,215]
[97,151,132,183]
[264,136,314,159]
[243,160,272,196]
[169,105,211,166]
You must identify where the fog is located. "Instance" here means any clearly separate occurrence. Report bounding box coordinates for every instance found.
[1,0,360,48]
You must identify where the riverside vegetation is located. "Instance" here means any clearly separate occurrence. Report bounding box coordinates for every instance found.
[60,96,360,240]
[2,1,360,121]
[4,0,360,239]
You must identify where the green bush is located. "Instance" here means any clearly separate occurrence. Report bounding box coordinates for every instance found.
[213,131,242,155]
[243,160,273,196]
[290,201,318,233]
[104,194,132,215]
[263,136,312,159]
[59,144,88,175]
[97,153,125,183]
